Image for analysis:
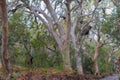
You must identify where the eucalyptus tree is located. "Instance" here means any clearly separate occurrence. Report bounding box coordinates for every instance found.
[19,0,100,74]
[20,0,73,71]
[70,0,102,74]
[88,0,120,75]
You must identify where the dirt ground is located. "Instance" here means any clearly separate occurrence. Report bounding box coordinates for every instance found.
[0,67,119,80]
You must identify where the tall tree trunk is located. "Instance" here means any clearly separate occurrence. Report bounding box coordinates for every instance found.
[71,19,83,74]
[75,47,83,74]
[61,41,72,71]
[1,0,12,74]
[61,0,72,71]
[93,43,101,75]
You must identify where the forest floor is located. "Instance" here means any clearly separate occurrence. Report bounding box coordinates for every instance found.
[0,66,119,80]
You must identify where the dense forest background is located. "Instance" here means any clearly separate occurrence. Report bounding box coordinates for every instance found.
[0,0,120,80]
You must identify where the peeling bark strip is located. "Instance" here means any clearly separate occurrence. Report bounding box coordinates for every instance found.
[1,0,12,74]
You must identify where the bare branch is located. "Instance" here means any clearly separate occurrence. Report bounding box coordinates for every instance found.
[30,5,53,24]
[43,0,65,36]
[82,4,98,28]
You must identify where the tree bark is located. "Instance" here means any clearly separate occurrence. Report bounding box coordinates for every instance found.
[71,19,83,74]
[93,42,101,75]
[75,48,83,74]
[61,0,72,71]
[1,0,12,74]
[61,43,72,71]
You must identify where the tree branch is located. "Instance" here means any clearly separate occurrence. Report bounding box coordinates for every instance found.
[71,18,78,49]
[43,0,65,36]
[66,0,71,41]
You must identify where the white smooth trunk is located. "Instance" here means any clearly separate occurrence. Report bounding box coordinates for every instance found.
[75,48,83,74]
[71,19,83,74]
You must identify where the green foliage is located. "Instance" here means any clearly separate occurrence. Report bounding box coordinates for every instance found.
[116,49,120,56]
[101,10,120,45]
[32,50,63,69]
[9,13,26,38]
[7,72,19,80]
[98,46,114,73]
[8,12,63,69]
[84,41,95,55]
[82,55,94,74]
[33,51,49,68]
